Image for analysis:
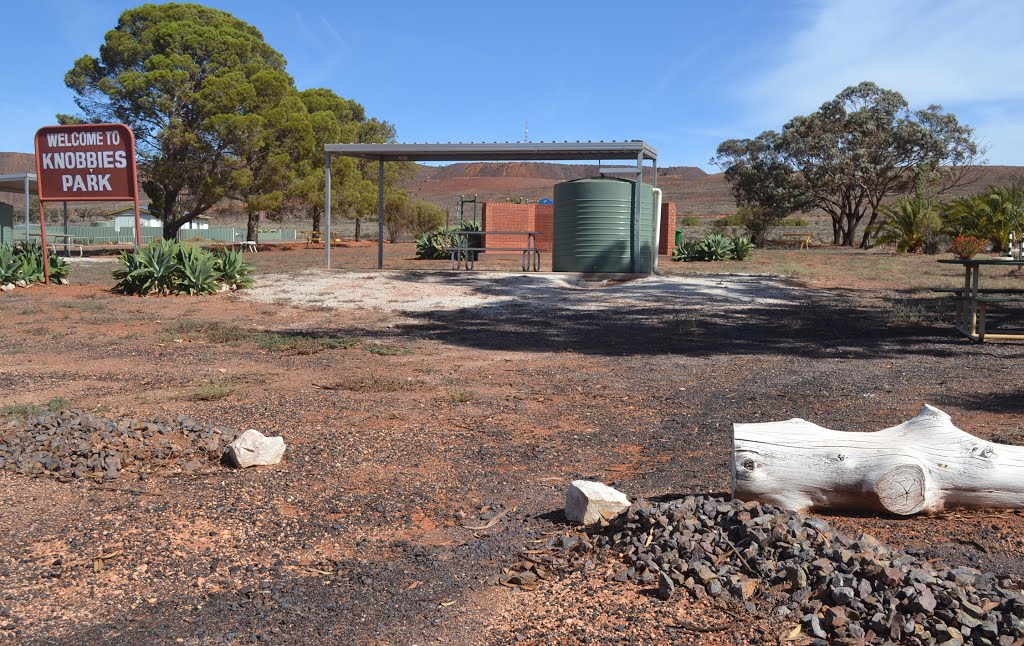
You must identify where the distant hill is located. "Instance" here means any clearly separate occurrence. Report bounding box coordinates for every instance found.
[4,150,1023,221]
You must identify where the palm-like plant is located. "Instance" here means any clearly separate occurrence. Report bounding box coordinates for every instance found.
[942,184,1024,252]
[874,197,941,253]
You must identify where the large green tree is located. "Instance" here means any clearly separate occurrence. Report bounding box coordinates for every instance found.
[714,82,983,247]
[63,3,297,239]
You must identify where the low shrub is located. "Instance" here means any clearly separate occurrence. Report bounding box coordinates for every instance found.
[949,234,985,260]
[113,240,255,296]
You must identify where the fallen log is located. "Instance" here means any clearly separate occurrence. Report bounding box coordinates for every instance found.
[732,405,1024,515]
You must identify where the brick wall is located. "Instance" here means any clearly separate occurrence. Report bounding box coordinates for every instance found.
[659,202,677,255]
[481,202,552,253]
[482,200,672,255]
[534,204,553,252]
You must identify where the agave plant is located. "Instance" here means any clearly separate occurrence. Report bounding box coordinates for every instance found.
[113,239,180,295]
[175,245,221,295]
[672,239,702,262]
[415,225,455,259]
[14,243,45,283]
[48,254,71,282]
[729,235,755,261]
[0,244,19,283]
[213,248,256,289]
[698,233,735,261]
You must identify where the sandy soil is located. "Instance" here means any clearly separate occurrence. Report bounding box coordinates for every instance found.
[1,246,1023,644]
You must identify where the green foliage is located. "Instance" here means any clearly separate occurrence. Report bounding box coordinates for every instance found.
[714,81,982,247]
[175,245,222,295]
[680,216,700,227]
[212,248,256,290]
[0,243,67,286]
[873,196,942,253]
[365,345,412,356]
[255,332,359,354]
[672,239,702,262]
[698,233,734,261]
[113,240,253,296]
[48,254,71,281]
[672,233,754,262]
[414,220,481,260]
[415,225,455,260]
[949,235,985,260]
[64,4,298,238]
[730,235,755,260]
[941,184,1024,251]
[1,397,73,417]
[779,217,809,227]
[0,244,17,283]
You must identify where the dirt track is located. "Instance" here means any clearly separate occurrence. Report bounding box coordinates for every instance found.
[1,250,1023,644]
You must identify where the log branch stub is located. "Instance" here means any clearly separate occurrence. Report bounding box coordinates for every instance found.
[873,464,927,515]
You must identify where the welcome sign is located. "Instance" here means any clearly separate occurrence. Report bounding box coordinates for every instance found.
[34,123,138,201]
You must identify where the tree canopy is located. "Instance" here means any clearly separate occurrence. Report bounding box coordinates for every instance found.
[64,3,296,238]
[713,82,983,247]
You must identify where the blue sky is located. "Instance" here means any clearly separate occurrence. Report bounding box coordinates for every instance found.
[2,0,1023,170]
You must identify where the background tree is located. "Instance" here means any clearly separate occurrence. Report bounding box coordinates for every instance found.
[63,3,296,239]
[217,91,314,242]
[291,88,408,239]
[714,82,983,247]
[713,131,811,246]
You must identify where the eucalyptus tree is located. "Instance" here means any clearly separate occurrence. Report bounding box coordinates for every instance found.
[714,82,982,246]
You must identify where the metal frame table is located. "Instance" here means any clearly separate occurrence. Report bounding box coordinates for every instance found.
[938,258,1024,341]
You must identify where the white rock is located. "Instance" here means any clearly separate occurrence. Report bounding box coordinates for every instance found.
[0,283,13,291]
[565,480,630,525]
[226,429,286,468]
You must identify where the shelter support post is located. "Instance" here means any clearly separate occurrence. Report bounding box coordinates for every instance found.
[632,151,643,273]
[378,159,384,270]
[23,176,29,243]
[325,152,332,269]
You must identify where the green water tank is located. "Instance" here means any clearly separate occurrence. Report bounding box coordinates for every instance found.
[0,202,13,245]
[552,177,655,273]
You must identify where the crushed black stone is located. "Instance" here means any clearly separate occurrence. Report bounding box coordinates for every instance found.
[0,409,239,480]
[591,495,1024,645]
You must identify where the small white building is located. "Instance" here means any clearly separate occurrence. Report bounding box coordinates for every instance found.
[107,207,210,230]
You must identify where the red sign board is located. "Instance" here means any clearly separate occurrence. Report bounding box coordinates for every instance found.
[34,123,138,201]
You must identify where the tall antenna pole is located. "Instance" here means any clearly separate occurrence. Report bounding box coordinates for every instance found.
[524,120,529,143]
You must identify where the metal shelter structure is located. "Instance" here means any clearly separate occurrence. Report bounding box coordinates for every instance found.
[323,141,658,271]
[0,173,37,243]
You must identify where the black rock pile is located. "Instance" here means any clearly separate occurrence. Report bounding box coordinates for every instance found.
[594,495,1024,645]
[0,409,239,480]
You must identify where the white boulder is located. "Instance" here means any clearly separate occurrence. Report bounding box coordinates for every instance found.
[226,429,286,468]
[565,480,630,525]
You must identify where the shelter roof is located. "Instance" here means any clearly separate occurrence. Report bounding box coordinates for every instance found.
[0,173,36,193]
[324,141,657,162]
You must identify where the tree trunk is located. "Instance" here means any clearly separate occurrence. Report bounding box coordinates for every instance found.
[733,405,1024,516]
[355,217,361,242]
[246,209,260,243]
[311,208,321,233]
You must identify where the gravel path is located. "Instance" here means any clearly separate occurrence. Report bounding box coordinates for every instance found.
[245,270,804,312]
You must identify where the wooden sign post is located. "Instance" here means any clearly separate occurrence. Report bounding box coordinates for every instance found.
[34,123,140,284]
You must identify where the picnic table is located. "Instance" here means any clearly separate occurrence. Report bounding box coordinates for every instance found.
[30,233,83,257]
[936,257,1024,342]
[775,232,814,249]
[448,230,540,271]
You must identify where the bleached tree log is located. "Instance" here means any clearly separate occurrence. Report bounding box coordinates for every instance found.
[732,405,1024,516]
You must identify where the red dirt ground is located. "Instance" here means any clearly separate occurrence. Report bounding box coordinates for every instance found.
[1,245,1023,644]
